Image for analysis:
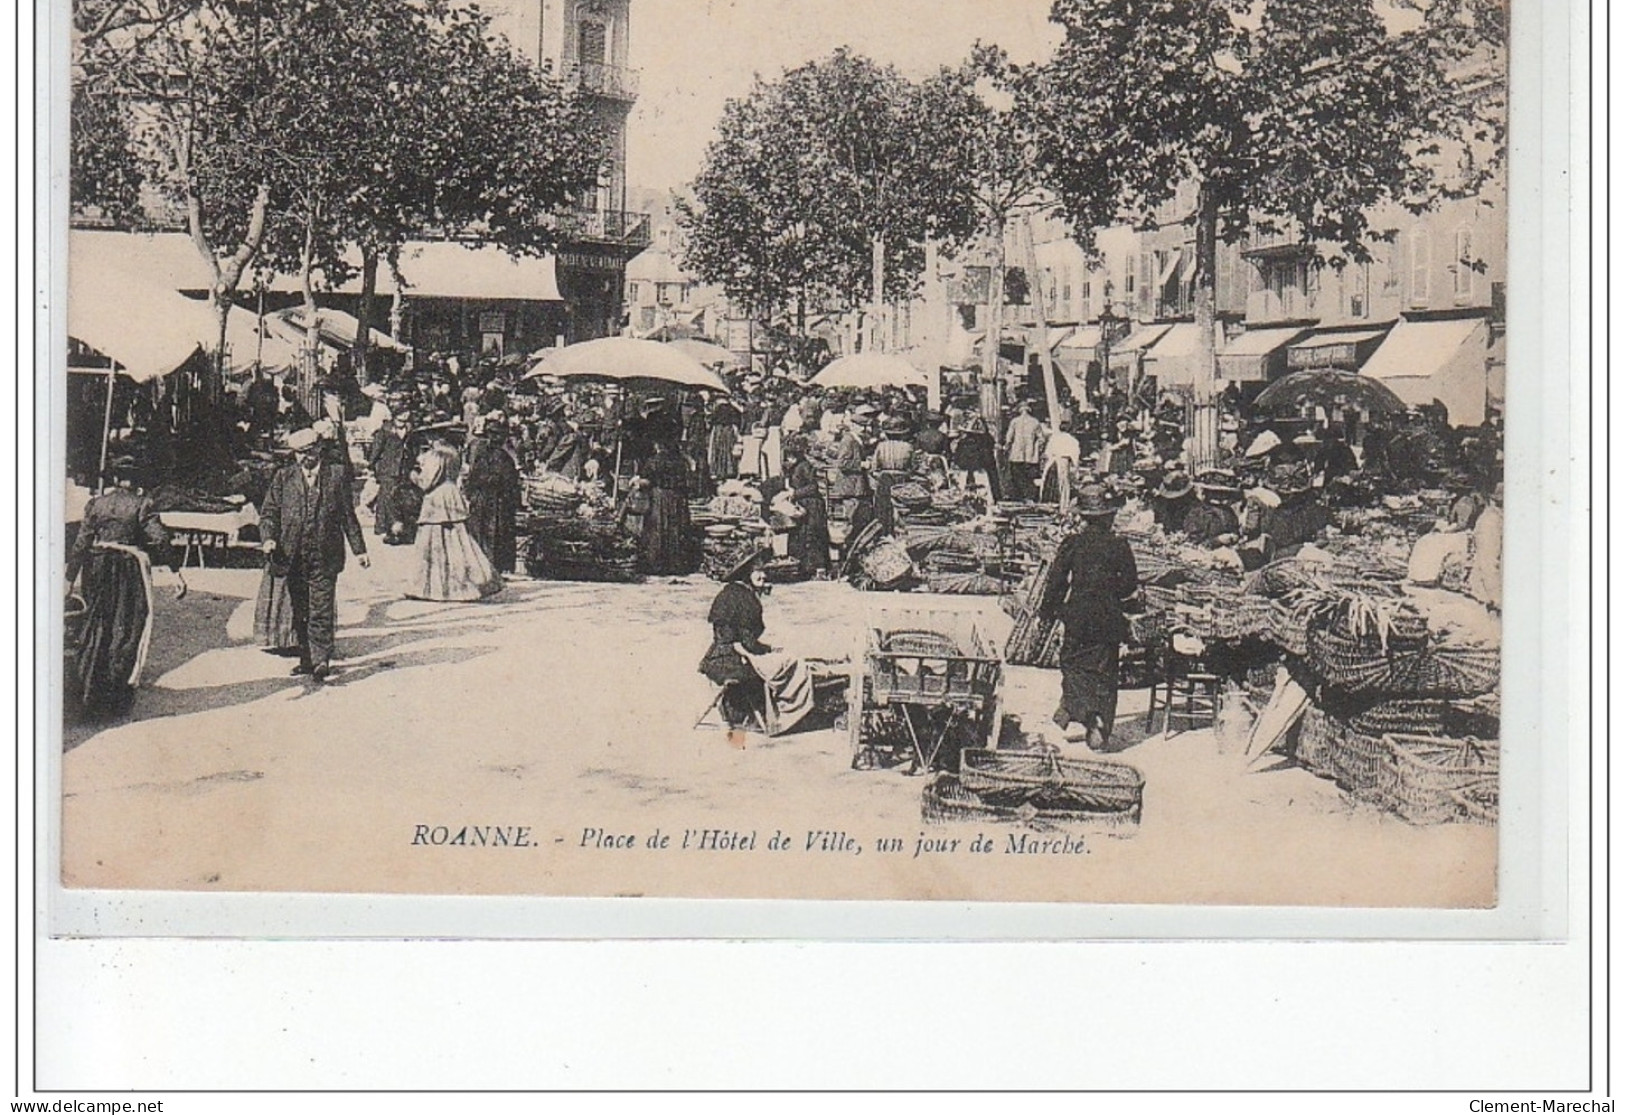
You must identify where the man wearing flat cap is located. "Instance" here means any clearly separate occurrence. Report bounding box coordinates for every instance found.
[260,427,370,681]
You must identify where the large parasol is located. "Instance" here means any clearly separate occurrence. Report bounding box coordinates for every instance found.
[809,352,928,390]
[1253,369,1407,415]
[522,336,728,391]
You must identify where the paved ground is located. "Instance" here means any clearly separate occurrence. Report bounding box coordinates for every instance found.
[59,532,1496,906]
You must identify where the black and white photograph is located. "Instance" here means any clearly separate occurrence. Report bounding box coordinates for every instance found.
[54,0,1519,912]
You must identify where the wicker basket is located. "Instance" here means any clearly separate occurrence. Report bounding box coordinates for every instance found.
[860,540,915,585]
[1142,583,1179,614]
[959,749,1144,814]
[1349,698,1450,738]
[1377,734,1499,825]
[921,772,1142,829]
[1269,600,1312,658]
[1329,726,1390,801]
[1295,704,1337,778]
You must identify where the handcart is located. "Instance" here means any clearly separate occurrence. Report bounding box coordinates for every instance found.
[850,605,1003,774]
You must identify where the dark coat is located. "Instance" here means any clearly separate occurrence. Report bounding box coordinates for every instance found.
[67,488,172,582]
[1181,502,1240,547]
[698,581,770,684]
[1039,522,1139,645]
[259,460,367,576]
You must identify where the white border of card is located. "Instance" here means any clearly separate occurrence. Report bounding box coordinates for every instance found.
[34,0,1586,944]
[24,0,1601,1096]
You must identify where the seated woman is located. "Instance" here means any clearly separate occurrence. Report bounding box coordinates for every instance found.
[697,548,815,745]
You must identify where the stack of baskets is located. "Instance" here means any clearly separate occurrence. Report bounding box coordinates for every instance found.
[524,473,583,515]
[525,514,640,583]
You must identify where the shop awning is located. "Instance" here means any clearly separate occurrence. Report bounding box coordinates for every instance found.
[221,312,299,377]
[1055,325,1103,356]
[269,307,410,353]
[1107,323,1173,361]
[1360,316,1492,426]
[69,229,310,294]
[1140,322,1227,386]
[68,229,565,302]
[1216,326,1310,383]
[68,241,212,382]
[1286,327,1388,370]
[382,241,563,301]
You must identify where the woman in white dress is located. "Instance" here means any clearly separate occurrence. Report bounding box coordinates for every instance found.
[406,440,502,602]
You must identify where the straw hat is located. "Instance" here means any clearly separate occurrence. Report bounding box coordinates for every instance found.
[285,428,320,452]
[1154,471,1194,500]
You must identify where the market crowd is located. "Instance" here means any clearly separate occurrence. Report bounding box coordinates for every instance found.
[65,342,1503,742]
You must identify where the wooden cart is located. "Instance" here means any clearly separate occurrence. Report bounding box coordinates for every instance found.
[850,605,1003,775]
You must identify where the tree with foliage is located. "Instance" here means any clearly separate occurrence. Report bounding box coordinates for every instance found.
[1008,0,1506,464]
[72,0,605,382]
[678,48,979,358]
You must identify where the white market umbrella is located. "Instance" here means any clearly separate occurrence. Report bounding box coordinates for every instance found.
[523,336,728,391]
[810,352,928,391]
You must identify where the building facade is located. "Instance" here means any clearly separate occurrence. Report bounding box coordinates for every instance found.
[481,0,650,345]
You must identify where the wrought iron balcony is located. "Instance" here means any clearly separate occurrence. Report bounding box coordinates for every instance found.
[557,209,652,249]
[569,61,640,102]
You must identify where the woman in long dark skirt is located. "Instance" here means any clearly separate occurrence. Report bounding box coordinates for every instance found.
[463,415,522,574]
[1038,484,1138,749]
[641,440,696,575]
[782,433,830,578]
[65,459,186,721]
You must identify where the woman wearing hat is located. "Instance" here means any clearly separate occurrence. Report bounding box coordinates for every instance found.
[1180,474,1242,548]
[697,548,816,744]
[640,439,698,575]
[1150,469,1197,533]
[870,416,917,533]
[782,433,830,578]
[1038,484,1138,749]
[66,457,187,720]
[464,413,523,574]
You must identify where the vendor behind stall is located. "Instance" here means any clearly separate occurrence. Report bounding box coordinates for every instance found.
[1240,463,1331,567]
[698,548,815,745]
[1180,472,1242,548]
[871,416,917,533]
[1150,469,1197,533]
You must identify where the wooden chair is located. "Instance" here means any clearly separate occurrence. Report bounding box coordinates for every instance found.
[1144,637,1222,737]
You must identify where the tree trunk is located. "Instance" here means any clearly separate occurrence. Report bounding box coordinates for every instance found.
[299,202,321,410]
[189,181,271,402]
[1018,214,1062,435]
[1191,182,1220,469]
[981,214,1006,438]
[869,233,885,353]
[352,245,379,384]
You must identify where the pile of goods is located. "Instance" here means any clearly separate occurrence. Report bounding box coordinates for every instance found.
[521,471,638,582]
[893,485,983,528]
[1245,559,1501,824]
[692,483,773,582]
[524,513,639,583]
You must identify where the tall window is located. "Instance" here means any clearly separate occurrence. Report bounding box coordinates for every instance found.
[1081,279,1092,320]
[1452,226,1474,299]
[627,281,641,304]
[1409,226,1432,305]
[578,17,607,66]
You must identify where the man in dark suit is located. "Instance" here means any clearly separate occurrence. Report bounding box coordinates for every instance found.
[260,427,370,681]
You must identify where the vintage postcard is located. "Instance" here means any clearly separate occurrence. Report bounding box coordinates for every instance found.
[51,0,1525,923]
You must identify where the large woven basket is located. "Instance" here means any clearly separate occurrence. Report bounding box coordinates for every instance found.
[959,748,1144,814]
[921,772,1142,829]
[1349,698,1450,738]
[1377,734,1498,825]
[1329,726,1390,800]
[1295,704,1337,778]
[860,539,914,585]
